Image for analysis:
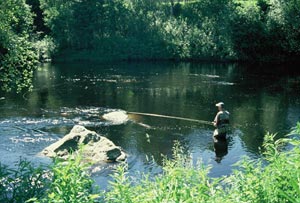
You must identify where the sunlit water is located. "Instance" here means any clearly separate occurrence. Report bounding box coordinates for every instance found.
[1,62,300,189]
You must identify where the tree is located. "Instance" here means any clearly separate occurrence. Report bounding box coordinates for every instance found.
[0,0,38,92]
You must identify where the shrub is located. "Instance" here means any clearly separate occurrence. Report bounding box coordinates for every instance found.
[0,0,38,92]
[31,154,99,203]
[0,159,48,203]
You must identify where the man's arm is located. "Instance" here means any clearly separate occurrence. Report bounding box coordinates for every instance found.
[212,113,219,127]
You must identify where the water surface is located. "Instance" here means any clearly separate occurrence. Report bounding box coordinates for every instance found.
[1,62,299,188]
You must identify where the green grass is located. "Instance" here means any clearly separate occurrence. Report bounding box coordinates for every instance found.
[1,123,300,203]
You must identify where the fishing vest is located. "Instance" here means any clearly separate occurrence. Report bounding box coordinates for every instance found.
[216,111,230,134]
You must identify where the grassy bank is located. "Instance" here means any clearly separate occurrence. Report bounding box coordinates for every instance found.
[1,123,300,203]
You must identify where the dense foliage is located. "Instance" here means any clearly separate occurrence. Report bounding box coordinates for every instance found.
[38,0,300,62]
[30,155,98,203]
[0,0,53,92]
[0,123,299,203]
[38,0,236,60]
[1,0,300,91]
[0,0,38,92]
[0,159,47,203]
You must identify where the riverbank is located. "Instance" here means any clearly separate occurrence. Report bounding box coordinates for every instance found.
[51,49,238,63]
[2,0,300,92]
[52,49,300,65]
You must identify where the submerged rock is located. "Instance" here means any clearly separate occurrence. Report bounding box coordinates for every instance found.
[102,110,128,125]
[42,125,126,162]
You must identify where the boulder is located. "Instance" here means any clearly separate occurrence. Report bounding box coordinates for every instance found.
[42,125,126,162]
[102,111,128,125]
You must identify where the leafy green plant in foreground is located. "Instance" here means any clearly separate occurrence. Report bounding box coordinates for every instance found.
[0,159,48,203]
[30,155,99,203]
[106,141,216,203]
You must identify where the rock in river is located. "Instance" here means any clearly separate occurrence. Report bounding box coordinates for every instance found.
[42,125,126,162]
[102,110,128,125]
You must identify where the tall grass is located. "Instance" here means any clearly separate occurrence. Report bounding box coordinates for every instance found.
[1,123,300,203]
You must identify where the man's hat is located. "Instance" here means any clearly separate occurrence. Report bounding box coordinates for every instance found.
[215,102,224,107]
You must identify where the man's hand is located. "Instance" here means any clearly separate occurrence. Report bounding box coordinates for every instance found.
[212,121,217,127]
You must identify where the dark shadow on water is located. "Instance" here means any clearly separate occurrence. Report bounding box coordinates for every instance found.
[213,137,228,163]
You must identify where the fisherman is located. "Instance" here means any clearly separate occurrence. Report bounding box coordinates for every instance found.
[212,102,230,141]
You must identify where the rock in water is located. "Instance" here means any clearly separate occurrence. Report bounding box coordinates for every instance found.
[42,125,126,162]
[102,110,128,125]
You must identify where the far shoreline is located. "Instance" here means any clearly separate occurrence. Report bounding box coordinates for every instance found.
[50,49,300,66]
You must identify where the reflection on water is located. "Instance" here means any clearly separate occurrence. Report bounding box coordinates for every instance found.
[214,139,228,163]
[1,62,300,188]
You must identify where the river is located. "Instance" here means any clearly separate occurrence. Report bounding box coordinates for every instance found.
[0,62,299,188]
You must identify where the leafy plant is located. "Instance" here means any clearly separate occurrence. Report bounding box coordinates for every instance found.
[30,154,99,203]
[0,0,38,93]
[0,159,48,203]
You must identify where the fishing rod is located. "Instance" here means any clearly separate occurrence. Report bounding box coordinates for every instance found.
[127,111,213,126]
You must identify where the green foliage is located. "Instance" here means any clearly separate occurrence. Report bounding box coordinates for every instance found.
[2,0,299,70]
[180,0,236,59]
[0,159,48,203]
[222,132,300,203]
[39,0,238,61]
[257,0,270,13]
[105,142,214,203]
[31,155,99,203]
[39,0,299,62]
[0,36,38,92]
[2,0,300,93]
[26,0,50,34]
[34,36,56,62]
[231,4,268,60]
[231,0,300,61]
[0,0,56,93]
[268,0,300,55]
[0,0,38,92]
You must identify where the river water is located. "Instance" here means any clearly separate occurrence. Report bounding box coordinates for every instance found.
[0,62,300,188]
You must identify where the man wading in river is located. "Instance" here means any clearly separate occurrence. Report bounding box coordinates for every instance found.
[212,102,230,141]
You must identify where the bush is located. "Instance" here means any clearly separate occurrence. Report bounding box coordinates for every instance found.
[267,0,300,57]
[230,4,268,60]
[105,142,214,203]
[0,159,48,203]
[0,36,38,92]
[0,0,39,92]
[31,155,99,203]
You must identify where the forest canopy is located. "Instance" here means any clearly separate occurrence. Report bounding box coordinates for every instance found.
[1,0,300,92]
